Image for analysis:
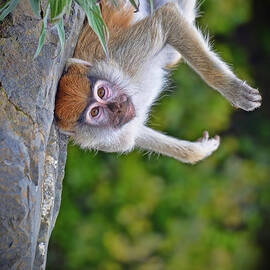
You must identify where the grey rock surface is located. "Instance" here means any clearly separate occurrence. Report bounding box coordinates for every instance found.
[0,1,84,269]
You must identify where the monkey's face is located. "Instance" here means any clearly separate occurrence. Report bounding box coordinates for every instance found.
[55,64,139,152]
[82,78,135,129]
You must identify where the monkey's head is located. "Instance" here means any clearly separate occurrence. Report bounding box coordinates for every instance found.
[55,61,145,153]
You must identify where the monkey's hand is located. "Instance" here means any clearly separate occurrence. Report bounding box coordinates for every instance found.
[223,79,262,111]
[189,131,220,164]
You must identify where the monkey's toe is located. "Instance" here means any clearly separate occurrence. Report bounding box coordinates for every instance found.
[232,81,262,111]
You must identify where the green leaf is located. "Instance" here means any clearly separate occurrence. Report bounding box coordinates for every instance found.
[88,9,108,55]
[34,5,50,58]
[149,0,153,14]
[65,0,73,17]
[75,0,108,56]
[128,0,139,12]
[0,0,20,21]
[29,0,40,17]
[49,0,67,20]
[56,17,65,53]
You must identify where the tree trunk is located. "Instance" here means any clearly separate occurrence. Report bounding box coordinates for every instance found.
[0,1,84,269]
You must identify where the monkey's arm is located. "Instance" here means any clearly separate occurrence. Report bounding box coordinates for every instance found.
[110,3,261,111]
[136,127,220,164]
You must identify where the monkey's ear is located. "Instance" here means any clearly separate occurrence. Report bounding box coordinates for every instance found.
[67,58,92,67]
[65,58,92,72]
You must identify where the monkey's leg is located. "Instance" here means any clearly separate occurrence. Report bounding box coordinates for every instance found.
[160,4,262,111]
[111,3,261,111]
[136,127,220,164]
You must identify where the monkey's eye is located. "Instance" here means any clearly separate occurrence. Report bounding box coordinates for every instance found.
[90,107,100,117]
[97,87,105,98]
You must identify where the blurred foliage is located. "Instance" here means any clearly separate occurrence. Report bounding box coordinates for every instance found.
[48,0,270,269]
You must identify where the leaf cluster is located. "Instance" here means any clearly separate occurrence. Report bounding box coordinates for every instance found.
[0,0,140,57]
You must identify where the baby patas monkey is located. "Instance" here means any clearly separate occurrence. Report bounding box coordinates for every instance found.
[55,0,262,164]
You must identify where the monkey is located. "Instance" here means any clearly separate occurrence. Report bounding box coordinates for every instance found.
[55,0,262,164]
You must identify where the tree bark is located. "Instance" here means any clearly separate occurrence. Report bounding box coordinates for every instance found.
[0,1,84,269]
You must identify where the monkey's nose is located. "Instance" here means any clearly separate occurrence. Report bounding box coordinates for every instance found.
[107,102,122,113]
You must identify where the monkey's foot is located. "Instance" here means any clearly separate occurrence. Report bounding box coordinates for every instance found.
[190,131,220,164]
[227,79,262,111]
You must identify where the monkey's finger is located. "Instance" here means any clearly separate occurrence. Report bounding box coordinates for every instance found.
[203,130,209,140]
[243,91,262,102]
[246,87,260,95]
[237,100,261,111]
[214,135,220,142]
[197,131,209,142]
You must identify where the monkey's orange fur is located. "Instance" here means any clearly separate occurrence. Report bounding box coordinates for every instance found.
[74,2,134,62]
[55,1,134,130]
[55,65,90,130]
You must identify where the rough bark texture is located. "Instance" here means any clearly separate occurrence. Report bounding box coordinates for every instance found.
[0,1,84,269]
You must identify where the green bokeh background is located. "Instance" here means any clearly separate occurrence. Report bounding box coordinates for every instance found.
[48,0,270,269]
